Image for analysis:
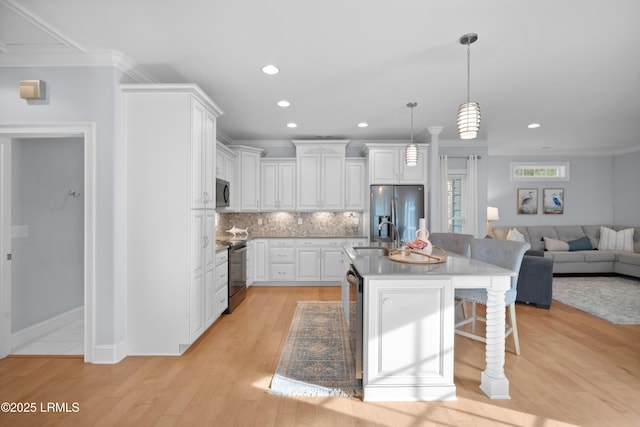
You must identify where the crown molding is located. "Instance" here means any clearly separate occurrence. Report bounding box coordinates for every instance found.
[0,49,157,83]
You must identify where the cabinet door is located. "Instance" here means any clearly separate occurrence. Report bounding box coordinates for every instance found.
[253,239,269,281]
[260,162,279,211]
[190,212,206,342]
[296,154,320,210]
[321,248,344,281]
[216,147,225,178]
[345,159,366,211]
[369,149,399,184]
[296,247,321,281]
[203,112,216,206]
[321,154,345,210]
[278,161,296,210]
[191,101,206,207]
[400,146,427,184]
[204,212,216,327]
[240,150,260,211]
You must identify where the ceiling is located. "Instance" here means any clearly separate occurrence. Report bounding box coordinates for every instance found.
[1,0,639,155]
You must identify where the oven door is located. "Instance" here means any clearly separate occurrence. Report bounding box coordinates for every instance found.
[346,264,363,379]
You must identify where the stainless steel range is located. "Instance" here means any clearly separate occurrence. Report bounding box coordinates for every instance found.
[216,239,247,313]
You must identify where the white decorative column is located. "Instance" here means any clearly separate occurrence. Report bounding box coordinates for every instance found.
[427,126,443,231]
[480,278,511,399]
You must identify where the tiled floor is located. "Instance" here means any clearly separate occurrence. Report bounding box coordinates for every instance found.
[12,319,84,355]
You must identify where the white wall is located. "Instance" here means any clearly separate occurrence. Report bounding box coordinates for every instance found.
[613,150,640,226]
[0,66,130,347]
[11,137,84,331]
[487,155,616,226]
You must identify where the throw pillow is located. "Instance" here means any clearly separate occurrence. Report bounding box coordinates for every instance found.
[568,236,593,251]
[598,227,634,252]
[506,228,525,242]
[543,236,569,251]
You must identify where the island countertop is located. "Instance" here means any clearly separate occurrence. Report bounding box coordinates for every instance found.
[343,242,514,280]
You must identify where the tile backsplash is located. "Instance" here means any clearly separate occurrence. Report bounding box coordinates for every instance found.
[217,211,363,238]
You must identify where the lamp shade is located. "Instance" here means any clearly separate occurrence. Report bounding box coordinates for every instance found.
[457,102,481,139]
[405,143,419,167]
[487,206,500,221]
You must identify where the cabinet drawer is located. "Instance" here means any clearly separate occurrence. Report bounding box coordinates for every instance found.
[270,239,296,247]
[298,238,344,247]
[216,263,228,287]
[215,250,229,265]
[215,286,228,316]
[270,264,295,280]
[270,247,295,263]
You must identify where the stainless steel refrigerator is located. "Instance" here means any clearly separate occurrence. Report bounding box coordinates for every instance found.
[370,185,425,246]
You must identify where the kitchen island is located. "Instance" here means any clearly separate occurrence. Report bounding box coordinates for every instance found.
[343,243,515,402]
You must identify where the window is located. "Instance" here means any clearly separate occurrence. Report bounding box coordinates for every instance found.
[447,175,465,233]
[510,162,570,181]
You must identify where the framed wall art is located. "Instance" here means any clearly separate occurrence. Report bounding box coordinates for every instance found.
[543,188,564,214]
[517,188,538,214]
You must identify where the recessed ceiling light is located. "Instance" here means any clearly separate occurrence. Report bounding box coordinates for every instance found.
[528,123,541,129]
[277,100,290,107]
[262,64,279,75]
[357,122,369,128]
[286,122,297,128]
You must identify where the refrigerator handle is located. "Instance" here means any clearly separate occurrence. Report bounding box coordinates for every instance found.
[391,194,396,225]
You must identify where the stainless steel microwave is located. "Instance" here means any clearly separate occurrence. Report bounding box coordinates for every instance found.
[216,179,230,208]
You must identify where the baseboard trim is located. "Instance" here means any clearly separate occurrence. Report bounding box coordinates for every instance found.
[10,306,83,352]
[91,341,127,364]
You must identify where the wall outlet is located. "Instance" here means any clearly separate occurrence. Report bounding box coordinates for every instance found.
[258,218,263,225]
[297,218,303,225]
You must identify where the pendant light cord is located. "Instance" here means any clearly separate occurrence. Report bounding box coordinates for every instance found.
[466,42,471,103]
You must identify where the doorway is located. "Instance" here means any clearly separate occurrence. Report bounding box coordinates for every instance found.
[0,124,95,362]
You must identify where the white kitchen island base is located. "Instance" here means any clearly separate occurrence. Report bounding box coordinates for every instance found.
[363,279,457,401]
[347,247,515,402]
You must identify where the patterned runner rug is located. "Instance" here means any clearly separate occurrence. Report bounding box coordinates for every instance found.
[269,301,362,397]
[552,276,640,324]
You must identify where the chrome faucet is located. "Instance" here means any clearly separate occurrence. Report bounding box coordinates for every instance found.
[378,221,400,249]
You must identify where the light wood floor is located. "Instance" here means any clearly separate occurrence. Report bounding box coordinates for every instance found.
[1,285,639,427]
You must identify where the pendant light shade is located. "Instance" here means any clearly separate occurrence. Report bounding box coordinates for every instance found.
[457,33,481,140]
[457,101,481,139]
[405,102,419,166]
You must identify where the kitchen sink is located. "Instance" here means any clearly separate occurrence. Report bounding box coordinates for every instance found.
[352,246,390,256]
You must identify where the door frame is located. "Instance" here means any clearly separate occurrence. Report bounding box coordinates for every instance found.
[0,123,95,362]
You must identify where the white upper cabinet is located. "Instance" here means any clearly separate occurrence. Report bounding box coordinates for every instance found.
[365,144,428,185]
[232,146,263,211]
[216,141,237,182]
[293,140,348,211]
[260,159,296,211]
[345,158,366,211]
[191,99,217,208]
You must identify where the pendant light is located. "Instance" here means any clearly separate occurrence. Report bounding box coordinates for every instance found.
[457,33,481,140]
[405,102,419,166]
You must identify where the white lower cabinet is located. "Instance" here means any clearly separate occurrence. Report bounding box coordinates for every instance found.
[363,278,455,401]
[296,239,347,282]
[270,239,296,281]
[214,249,228,318]
[253,239,269,282]
[250,237,367,284]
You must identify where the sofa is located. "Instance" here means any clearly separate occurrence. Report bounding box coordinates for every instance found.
[515,250,553,308]
[492,225,640,278]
